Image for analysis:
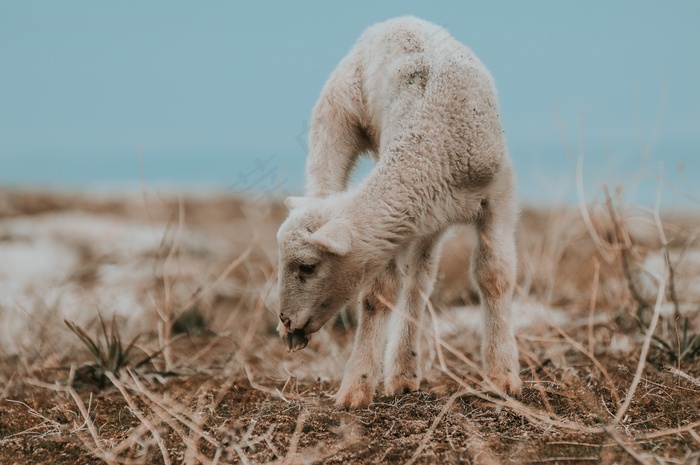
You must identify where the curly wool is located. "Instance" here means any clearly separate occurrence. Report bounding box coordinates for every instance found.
[277,17,521,408]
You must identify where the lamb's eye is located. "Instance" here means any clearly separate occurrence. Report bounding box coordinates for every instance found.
[298,263,316,275]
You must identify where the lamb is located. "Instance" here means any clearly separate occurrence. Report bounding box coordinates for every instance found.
[276,16,521,409]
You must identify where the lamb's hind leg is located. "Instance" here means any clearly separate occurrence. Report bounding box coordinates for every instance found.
[336,261,399,409]
[472,185,522,395]
[384,234,442,396]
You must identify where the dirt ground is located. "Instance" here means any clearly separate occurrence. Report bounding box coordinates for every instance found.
[0,189,699,464]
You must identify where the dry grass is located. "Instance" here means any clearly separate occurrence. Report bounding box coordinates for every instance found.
[0,187,699,464]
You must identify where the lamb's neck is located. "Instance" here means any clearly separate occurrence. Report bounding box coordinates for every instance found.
[343,177,424,262]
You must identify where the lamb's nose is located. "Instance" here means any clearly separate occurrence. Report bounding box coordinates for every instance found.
[279,314,291,329]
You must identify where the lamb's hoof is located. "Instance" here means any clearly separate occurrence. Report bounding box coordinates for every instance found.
[335,381,374,409]
[384,374,420,396]
[277,322,309,352]
[482,372,522,396]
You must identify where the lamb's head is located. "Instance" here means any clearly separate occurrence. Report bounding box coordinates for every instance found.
[276,197,363,352]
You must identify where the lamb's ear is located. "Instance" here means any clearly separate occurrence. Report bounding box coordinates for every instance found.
[309,218,353,256]
[284,196,311,211]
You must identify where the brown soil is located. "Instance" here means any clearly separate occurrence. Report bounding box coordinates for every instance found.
[1,190,699,464]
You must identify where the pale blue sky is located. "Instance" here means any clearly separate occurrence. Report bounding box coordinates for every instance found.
[1,1,699,206]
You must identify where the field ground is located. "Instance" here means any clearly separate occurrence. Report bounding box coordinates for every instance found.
[0,189,699,464]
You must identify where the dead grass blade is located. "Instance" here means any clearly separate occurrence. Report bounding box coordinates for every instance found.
[665,366,700,388]
[611,189,669,426]
[105,372,171,465]
[548,322,621,405]
[637,418,700,441]
[587,259,600,354]
[65,368,115,463]
[403,389,463,465]
[576,143,614,263]
[378,295,605,435]
[604,426,655,465]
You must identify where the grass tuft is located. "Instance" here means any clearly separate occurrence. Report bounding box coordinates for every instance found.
[64,313,140,388]
[653,316,700,363]
[171,305,209,335]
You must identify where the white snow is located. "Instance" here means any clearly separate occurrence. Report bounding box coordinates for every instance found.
[0,210,227,351]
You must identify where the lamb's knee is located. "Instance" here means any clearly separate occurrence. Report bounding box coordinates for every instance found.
[364,286,397,314]
[472,256,514,300]
[364,261,400,312]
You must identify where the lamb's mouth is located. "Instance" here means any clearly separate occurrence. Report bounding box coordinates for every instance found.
[280,318,311,352]
[283,328,309,352]
[279,302,337,352]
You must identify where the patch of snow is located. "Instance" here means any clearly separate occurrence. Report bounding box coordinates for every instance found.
[0,211,229,352]
[635,249,700,307]
[437,300,568,337]
[0,236,79,308]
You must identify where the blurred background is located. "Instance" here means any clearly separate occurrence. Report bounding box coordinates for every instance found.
[1,1,699,207]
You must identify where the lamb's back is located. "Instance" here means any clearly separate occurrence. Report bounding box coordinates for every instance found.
[358,17,506,191]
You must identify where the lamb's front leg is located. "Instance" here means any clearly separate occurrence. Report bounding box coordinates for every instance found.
[384,235,441,396]
[336,263,398,409]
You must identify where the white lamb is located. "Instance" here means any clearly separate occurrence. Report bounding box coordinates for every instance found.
[276,16,521,409]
